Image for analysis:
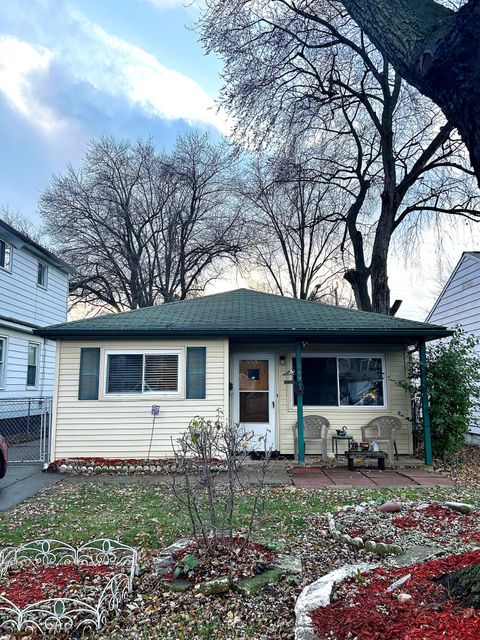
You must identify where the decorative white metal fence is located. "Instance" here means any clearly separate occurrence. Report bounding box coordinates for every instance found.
[0,539,137,635]
[0,397,51,463]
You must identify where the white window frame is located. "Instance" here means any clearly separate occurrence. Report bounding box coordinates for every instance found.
[37,261,48,289]
[0,237,12,273]
[104,349,183,397]
[290,352,387,410]
[0,335,7,389]
[26,341,40,389]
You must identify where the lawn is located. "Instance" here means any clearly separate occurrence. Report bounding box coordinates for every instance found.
[0,480,478,639]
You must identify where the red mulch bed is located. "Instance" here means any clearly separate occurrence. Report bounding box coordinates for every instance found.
[166,536,277,583]
[393,504,462,530]
[311,549,480,640]
[0,564,115,608]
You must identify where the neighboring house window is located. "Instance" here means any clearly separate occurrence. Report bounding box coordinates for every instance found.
[0,238,12,272]
[105,351,181,395]
[37,261,48,288]
[27,343,39,387]
[0,337,6,387]
[293,355,386,407]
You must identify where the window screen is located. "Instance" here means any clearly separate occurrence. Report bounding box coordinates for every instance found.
[37,262,48,287]
[144,354,179,392]
[27,343,38,387]
[106,354,143,394]
[0,239,12,271]
[106,352,180,395]
[186,347,206,399]
[78,348,100,400]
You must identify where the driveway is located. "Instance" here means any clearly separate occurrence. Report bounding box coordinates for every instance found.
[0,464,61,512]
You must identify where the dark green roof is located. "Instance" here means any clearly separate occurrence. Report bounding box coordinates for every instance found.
[36,289,451,342]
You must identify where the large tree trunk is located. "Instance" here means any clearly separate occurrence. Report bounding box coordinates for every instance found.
[339,0,480,184]
[438,562,480,609]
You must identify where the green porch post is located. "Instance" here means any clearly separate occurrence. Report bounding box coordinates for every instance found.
[419,340,433,466]
[296,341,305,467]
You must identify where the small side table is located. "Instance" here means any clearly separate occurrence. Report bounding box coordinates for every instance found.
[331,435,353,458]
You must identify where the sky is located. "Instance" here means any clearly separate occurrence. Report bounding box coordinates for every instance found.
[0,0,479,321]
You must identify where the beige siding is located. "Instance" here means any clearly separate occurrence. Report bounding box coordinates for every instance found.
[52,339,228,460]
[230,344,412,455]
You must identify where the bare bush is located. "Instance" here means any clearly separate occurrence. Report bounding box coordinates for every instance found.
[170,415,271,552]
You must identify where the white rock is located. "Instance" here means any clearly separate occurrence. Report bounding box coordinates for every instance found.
[444,501,473,514]
[295,563,374,640]
[397,593,412,603]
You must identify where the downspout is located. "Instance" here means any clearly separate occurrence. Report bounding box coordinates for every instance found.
[295,341,305,467]
[419,340,433,466]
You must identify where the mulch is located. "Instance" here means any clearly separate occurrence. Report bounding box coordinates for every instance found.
[311,550,480,640]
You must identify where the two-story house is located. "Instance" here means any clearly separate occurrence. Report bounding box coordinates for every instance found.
[0,219,72,462]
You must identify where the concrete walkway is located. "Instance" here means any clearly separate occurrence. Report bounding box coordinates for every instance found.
[291,466,454,489]
[0,464,61,512]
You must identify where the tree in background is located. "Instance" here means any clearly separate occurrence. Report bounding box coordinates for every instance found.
[200,0,480,314]
[0,206,40,242]
[242,144,348,302]
[40,133,244,312]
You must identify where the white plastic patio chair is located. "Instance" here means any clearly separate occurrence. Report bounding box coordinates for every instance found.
[292,415,330,462]
[361,416,402,464]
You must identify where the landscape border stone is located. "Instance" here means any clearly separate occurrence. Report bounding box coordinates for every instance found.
[294,563,373,640]
[50,458,227,475]
[327,510,402,555]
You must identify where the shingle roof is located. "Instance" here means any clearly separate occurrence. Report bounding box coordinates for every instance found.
[36,288,451,342]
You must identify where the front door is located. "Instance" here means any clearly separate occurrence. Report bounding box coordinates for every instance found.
[232,354,276,451]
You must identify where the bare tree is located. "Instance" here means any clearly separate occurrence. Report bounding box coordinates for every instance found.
[0,206,41,242]
[40,133,244,312]
[200,0,480,314]
[242,145,347,301]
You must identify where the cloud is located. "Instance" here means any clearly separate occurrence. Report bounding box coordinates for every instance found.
[0,2,227,137]
[66,8,227,132]
[0,36,65,135]
[141,0,202,10]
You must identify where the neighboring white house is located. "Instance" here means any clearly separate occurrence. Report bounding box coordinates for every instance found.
[426,251,480,440]
[0,219,72,461]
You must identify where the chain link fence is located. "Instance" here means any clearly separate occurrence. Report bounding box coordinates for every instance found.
[0,398,51,463]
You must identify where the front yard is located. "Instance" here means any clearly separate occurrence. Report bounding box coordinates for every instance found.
[1,478,479,639]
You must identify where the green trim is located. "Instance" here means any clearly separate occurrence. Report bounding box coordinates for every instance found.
[419,340,433,466]
[295,341,305,467]
[78,347,100,400]
[186,347,206,399]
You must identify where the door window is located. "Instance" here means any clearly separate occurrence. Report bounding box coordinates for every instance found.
[239,359,269,423]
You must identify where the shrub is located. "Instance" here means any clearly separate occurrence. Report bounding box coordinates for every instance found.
[169,413,270,552]
[400,329,480,457]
